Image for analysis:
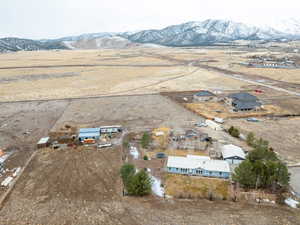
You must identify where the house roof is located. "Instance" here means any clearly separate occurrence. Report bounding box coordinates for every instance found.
[167,155,230,173]
[222,144,246,160]
[194,91,215,97]
[228,92,258,101]
[79,128,101,133]
[233,100,261,110]
[78,132,100,138]
[201,160,231,173]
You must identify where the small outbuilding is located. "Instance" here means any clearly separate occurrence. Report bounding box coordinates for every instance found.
[193,91,216,102]
[99,125,122,134]
[221,144,246,164]
[37,137,50,149]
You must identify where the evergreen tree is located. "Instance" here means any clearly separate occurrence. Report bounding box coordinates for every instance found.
[127,170,152,196]
[233,138,289,191]
[141,132,151,149]
[120,164,135,188]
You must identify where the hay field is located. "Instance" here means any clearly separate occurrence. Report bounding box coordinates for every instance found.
[0,48,249,102]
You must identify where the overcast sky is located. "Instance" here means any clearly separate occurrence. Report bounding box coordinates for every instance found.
[1,0,299,39]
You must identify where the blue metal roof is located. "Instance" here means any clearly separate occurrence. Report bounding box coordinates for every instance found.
[78,132,100,138]
[79,128,100,133]
[195,91,215,97]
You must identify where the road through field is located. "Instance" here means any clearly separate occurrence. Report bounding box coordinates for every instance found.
[144,51,300,97]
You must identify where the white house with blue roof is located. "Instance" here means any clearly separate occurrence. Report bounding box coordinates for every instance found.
[166,155,230,179]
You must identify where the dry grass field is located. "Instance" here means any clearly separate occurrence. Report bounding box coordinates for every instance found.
[226,117,300,162]
[0,48,254,102]
[165,174,230,199]
[184,102,291,119]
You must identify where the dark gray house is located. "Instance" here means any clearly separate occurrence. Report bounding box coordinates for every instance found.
[227,92,261,111]
[193,91,217,102]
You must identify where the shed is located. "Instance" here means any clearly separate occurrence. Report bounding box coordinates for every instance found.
[99,125,122,134]
[37,137,50,149]
[221,144,246,164]
[193,91,216,102]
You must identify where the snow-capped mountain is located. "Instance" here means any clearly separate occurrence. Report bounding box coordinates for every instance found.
[1,19,300,52]
[42,32,117,43]
[64,36,138,49]
[266,18,300,36]
[126,19,287,46]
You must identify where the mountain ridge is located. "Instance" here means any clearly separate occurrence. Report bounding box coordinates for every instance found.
[1,19,299,52]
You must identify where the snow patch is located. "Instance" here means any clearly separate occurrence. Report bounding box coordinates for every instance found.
[130,147,139,159]
[151,175,164,197]
[285,198,299,208]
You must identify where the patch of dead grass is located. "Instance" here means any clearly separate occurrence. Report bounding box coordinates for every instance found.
[165,174,230,199]
[184,102,291,119]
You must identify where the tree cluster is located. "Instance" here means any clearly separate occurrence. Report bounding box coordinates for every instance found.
[120,164,152,196]
[233,138,289,191]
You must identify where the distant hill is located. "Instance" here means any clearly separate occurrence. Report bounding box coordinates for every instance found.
[1,19,300,52]
[0,38,67,53]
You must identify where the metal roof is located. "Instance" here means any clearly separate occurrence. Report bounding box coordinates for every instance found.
[233,100,261,110]
[201,160,231,173]
[79,128,100,133]
[37,137,49,145]
[228,92,258,101]
[78,132,100,138]
[167,155,230,173]
[194,91,215,97]
[222,144,246,160]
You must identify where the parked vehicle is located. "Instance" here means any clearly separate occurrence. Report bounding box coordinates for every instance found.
[195,122,208,127]
[98,143,112,148]
[156,152,166,159]
[247,117,259,122]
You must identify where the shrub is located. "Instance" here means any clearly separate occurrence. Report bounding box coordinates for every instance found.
[143,155,149,160]
[228,126,240,138]
[246,132,255,146]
